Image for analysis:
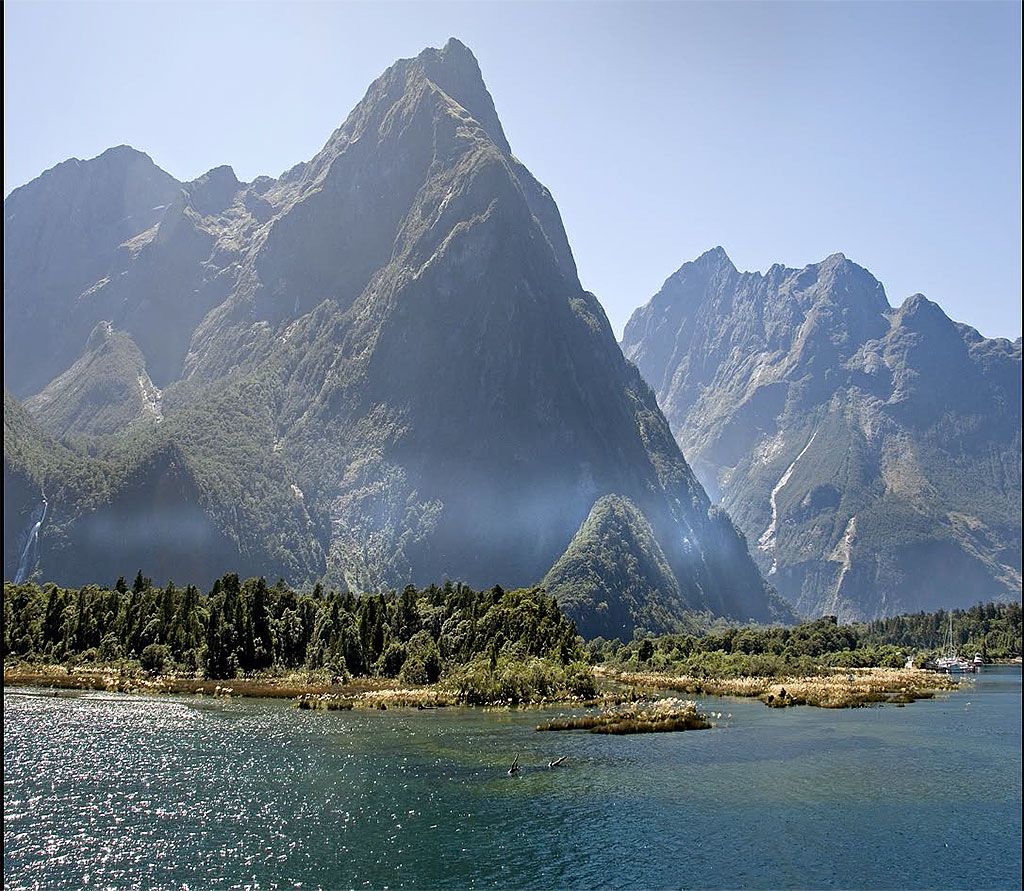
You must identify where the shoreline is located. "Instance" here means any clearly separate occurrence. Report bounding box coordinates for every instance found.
[4,662,967,711]
[1,664,612,710]
[598,665,963,708]
[3,665,399,701]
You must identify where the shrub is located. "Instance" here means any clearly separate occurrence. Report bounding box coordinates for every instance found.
[73,648,99,665]
[448,655,596,705]
[140,643,170,677]
[378,642,408,678]
[565,661,597,698]
[400,631,442,685]
[98,634,122,663]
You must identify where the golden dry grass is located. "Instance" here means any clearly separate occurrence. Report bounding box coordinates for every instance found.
[2,665,398,700]
[537,697,711,734]
[598,666,959,708]
[3,665,598,709]
[6,663,958,712]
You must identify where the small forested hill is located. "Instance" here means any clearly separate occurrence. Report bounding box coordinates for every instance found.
[621,248,1022,621]
[543,495,691,639]
[543,494,791,639]
[2,41,791,636]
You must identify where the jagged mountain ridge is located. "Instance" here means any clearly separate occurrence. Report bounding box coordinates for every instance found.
[3,40,792,637]
[621,247,1022,621]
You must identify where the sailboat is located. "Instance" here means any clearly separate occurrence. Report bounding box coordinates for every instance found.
[935,615,971,672]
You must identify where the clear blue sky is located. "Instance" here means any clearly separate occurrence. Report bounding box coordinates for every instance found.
[4,1,1021,340]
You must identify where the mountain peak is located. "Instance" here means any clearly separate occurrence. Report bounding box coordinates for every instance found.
[98,143,150,162]
[416,37,482,80]
[894,292,959,341]
[6,144,175,209]
[193,163,238,184]
[802,252,890,316]
[85,320,115,351]
[672,246,736,280]
[440,36,475,60]
[899,292,945,320]
[902,292,930,309]
[697,245,733,266]
[185,164,242,216]
[72,145,170,182]
[414,38,511,155]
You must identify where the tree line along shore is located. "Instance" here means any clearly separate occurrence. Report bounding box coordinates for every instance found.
[4,574,1019,711]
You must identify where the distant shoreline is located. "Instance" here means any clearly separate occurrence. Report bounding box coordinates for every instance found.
[3,662,969,711]
[598,665,966,708]
[1,664,605,709]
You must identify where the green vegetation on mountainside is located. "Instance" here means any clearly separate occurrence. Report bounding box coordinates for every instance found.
[542,494,697,639]
[25,325,159,438]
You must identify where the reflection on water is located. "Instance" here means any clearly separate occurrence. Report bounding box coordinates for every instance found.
[4,668,1021,890]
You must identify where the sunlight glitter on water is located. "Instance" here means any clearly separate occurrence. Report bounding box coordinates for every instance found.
[3,670,1021,890]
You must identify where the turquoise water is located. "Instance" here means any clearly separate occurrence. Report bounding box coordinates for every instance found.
[4,667,1021,890]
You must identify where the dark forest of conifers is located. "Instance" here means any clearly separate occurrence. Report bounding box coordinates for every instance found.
[4,573,1020,688]
[3,574,589,687]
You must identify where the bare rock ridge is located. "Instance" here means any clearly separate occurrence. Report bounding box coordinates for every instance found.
[3,40,793,637]
[621,248,1022,621]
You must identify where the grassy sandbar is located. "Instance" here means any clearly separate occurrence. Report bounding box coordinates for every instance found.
[599,666,959,708]
[537,697,711,734]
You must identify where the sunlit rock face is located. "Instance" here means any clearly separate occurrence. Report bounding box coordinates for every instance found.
[622,248,1022,621]
[3,40,792,634]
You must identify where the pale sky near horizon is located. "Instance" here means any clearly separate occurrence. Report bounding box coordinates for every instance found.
[4,1,1021,340]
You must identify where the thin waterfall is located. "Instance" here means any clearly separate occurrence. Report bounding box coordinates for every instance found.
[14,496,48,584]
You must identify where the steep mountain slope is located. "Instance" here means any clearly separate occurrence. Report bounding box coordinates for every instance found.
[621,248,1022,620]
[25,322,162,438]
[3,41,792,636]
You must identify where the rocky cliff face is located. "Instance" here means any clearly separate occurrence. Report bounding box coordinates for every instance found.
[3,41,791,635]
[622,248,1022,620]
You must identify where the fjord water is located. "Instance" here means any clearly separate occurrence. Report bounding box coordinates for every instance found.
[4,669,1021,890]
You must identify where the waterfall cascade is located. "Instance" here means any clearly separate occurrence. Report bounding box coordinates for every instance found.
[14,496,48,584]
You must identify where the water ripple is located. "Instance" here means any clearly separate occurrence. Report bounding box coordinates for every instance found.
[4,670,1021,890]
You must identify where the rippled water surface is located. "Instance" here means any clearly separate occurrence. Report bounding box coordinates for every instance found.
[4,667,1021,890]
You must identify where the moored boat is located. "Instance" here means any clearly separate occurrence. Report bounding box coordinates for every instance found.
[935,655,972,672]
[935,616,973,672]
